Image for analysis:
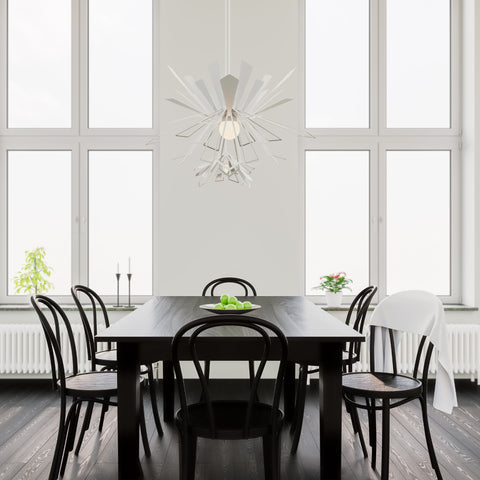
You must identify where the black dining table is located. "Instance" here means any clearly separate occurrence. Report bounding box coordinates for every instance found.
[97,295,363,479]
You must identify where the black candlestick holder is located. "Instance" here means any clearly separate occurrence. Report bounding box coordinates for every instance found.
[115,273,121,307]
[127,273,132,307]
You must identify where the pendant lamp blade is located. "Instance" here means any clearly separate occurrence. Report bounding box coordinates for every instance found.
[236,61,253,108]
[208,62,225,108]
[256,98,293,114]
[220,74,239,114]
[166,98,205,115]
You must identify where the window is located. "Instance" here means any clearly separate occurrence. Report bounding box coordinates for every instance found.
[305,0,370,128]
[8,0,71,128]
[0,0,157,303]
[88,0,153,128]
[303,0,460,302]
[89,151,153,295]
[7,151,71,295]
[305,151,370,294]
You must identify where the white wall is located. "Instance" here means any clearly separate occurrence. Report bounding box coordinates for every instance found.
[157,0,302,296]
[2,0,480,323]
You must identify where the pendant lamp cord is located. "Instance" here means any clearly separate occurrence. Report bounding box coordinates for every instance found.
[225,0,231,74]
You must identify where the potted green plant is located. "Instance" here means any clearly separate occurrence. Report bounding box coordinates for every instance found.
[313,272,352,307]
[13,247,54,295]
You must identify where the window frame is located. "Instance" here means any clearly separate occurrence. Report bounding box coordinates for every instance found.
[0,0,160,304]
[300,0,462,304]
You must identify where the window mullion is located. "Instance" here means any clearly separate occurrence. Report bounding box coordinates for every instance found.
[377,144,387,300]
[78,142,89,287]
[369,143,380,300]
[377,0,387,134]
[370,0,380,134]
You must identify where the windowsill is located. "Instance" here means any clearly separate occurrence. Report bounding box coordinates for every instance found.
[0,304,137,312]
[0,303,477,312]
[316,304,478,312]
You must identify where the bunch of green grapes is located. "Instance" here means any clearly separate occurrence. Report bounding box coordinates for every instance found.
[214,294,253,310]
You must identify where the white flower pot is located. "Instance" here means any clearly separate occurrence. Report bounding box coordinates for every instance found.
[325,291,343,307]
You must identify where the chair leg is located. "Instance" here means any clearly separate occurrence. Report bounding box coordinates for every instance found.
[179,430,197,480]
[139,399,151,458]
[290,364,308,454]
[99,396,109,432]
[204,360,211,380]
[248,360,255,384]
[263,430,281,480]
[59,402,81,477]
[419,397,443,480]
[64,401,81,454]
[50,401,68,480]
[349,402,368,458]
[345,399,358,433]
[75,401,94,456]
[147,364,163,436]
[381,399,390,480]
[367,398,377,470]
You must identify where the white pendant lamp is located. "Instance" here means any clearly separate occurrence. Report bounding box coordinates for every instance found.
[166,0,297,186]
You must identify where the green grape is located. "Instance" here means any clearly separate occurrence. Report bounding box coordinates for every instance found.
[220,294,229,305]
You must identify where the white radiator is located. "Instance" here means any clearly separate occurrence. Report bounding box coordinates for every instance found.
[1,323,480,381]
[0,324,93,375]
[353,324,480,384]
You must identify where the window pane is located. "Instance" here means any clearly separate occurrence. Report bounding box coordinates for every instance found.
[8,151,71,295]
[305,0,369,128]
[89,151,152,295]
[386,151,450,294]
[386,0,450,128]
[89,0,153,128]
[8,0,71,128]
[306,151,369,295]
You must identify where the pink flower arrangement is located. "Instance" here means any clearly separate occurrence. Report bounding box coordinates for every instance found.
[313,272,352,293]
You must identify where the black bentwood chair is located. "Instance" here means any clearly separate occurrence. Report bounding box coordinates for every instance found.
[202,277,257,381]
[290,285,377,454]
[342,324,443,480]
[71,285,163,436]
[172,315,288,480]
[31,295,150,480]
[201,277,257,297]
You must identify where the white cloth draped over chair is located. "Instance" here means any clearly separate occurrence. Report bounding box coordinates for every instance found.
[370,290,457,414]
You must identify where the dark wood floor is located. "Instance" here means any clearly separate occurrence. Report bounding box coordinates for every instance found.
[0,378,479,479]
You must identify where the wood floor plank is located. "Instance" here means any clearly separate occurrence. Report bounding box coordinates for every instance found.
[0,379,478,479]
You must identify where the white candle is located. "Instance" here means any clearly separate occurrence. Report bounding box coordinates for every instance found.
[128,257,131,274]
[117,262,119,273]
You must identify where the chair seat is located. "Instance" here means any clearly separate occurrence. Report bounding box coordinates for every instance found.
[95,349,117,366]
[342,372,423,399]
[176,400,283,440]
[63,371,118,397]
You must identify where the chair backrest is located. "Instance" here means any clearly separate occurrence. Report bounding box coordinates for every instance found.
[172,315,288,438]
[344,285,377,369]
[369,324,434,392]
[71,285,111,365]
[31,294,78,392]
[201,277,257,297]
[368,290,441,396]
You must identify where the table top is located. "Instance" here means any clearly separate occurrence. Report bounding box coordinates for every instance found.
[97,296,363,344]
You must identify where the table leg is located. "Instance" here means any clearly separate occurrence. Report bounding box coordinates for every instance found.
[317,343,343,480]
[284,361,295,421]
[117,342,141,479]
[163,360,175,421]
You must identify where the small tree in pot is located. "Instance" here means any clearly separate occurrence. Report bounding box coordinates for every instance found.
[13,247,54,294]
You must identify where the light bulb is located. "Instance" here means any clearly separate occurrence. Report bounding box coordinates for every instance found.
[218,120,240,140]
